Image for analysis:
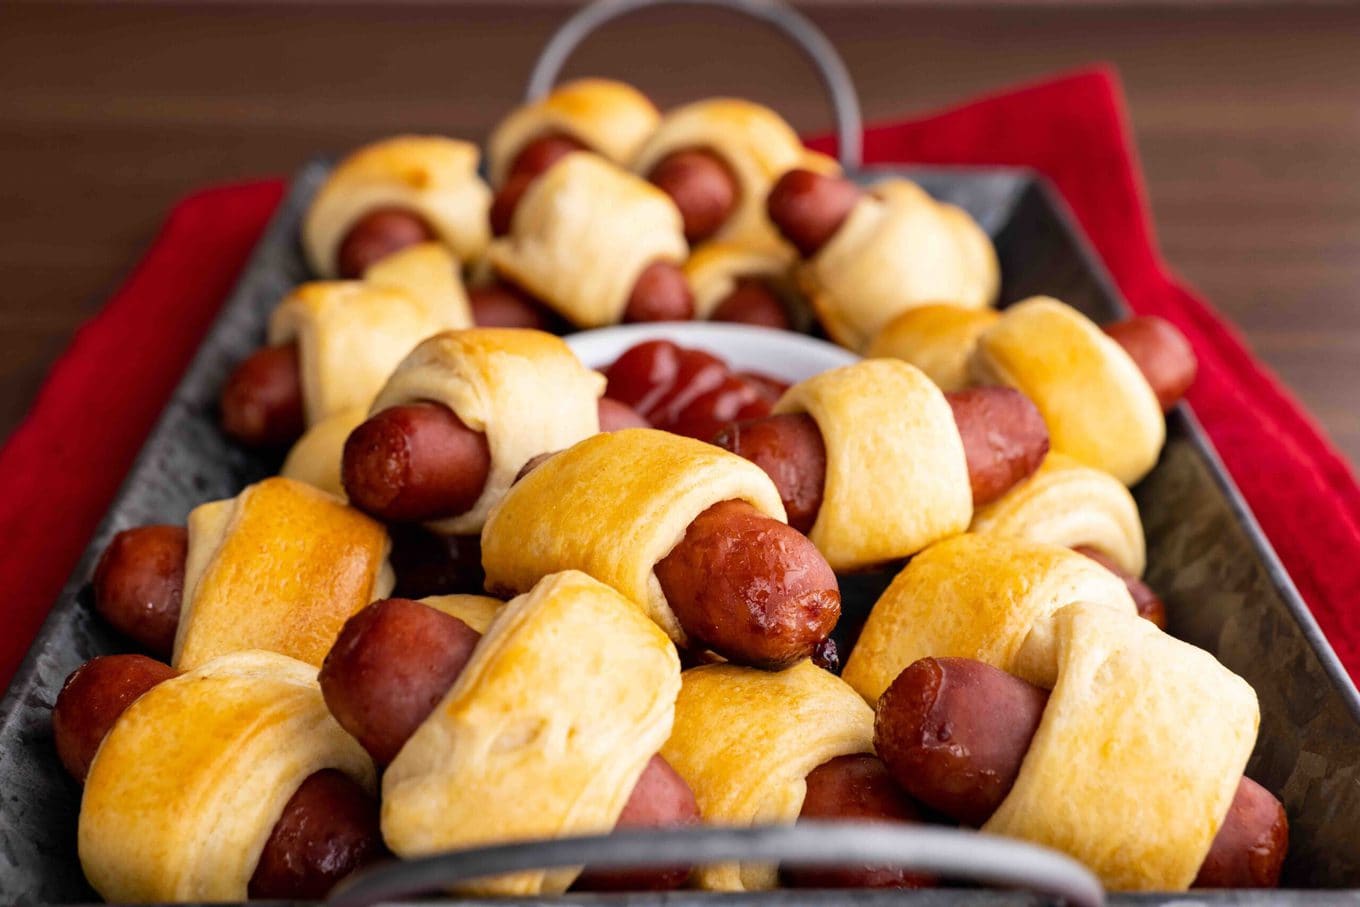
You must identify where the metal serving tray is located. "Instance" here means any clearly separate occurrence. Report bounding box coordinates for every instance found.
[0,159,1357,905]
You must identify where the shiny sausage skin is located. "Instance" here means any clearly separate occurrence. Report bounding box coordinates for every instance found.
[248,769,386,899]
[468,281,562,331]
[388,525,485,599]
[710,277,792,331]
[91,525,187,658]
[1104,316,1197,412]
[623,261,695,323]
[714,391,1047,538]
[341,402,492,524]
[653,499,840,669]
[319,598,482,766]
[492,133,590,235]
[598,397,651,432]
[51,655,178,782]
[1073,546,1167,629]
[812,637,840,674]
[784,754,935,889]
[1193,776,1289,888]
[875,657,1047,827]
[336,208,438,279]
[574,754,701,891]
[219,342,307,449]
[875,657,1288,887]
[647,148,740,245]
[710,414,827,535]
[766,169,861,258]
[946,387,1050,508]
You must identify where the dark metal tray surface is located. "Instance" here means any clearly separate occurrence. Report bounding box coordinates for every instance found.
[1,161,1358,905]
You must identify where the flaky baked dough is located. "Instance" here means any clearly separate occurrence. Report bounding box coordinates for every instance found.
[383,570,680,896]
[970,452,1146,576]
[866,303,1001,391]
[683,241,800,320]
[418,594,504,634]
[481,428,786,643]
[842,534,1135,702]
[970,297,1165,485]
[175,477,393,670]
[304,135,491,277]
[485,154,687,328]
[773,359,971,570]
[487,78,660,186]
[799,179,998,352]
[631,98,840,253]
[362,242,473,329]
[268,281,443,426]
[370,328,605,535]
[280,406,366,498]
[987,603,1259,891]
[79,650,376,903]
[661,661,873,891]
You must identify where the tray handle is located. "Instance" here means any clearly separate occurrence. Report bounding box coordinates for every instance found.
[328,822,1105,907]
[525,0,863,171]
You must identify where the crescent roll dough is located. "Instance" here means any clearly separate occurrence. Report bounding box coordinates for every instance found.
[487,78,660,186]
[866,303,1001,391]
[362,242,473,330]
[481,428,786,643]
[632,98,840,253]
[369,328,605,535]
[970,452,1146,576]
[970,297,1165,485]
[383,570,680,896]
[418,593,503,634]
[800,179,999,352]
[842,534,1135,702]
[773,359,972,571]
[267,281,444,426]
[175,477,393,670]
[988,603,1259,891]
[280,405,367,498]
[79,650,376,903]
[661,661,873,891]
[304,135,491,277]
[485,154,688,328]
[683,241,807,326]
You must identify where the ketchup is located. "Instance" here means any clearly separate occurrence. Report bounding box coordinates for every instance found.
[603,340,791,441]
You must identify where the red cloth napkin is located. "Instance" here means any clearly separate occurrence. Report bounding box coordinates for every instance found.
[2,67,1357,689]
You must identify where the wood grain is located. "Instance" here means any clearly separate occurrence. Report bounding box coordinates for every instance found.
[1,2,1357,463]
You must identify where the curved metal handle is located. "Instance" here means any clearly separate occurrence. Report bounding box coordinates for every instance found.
[526,0,863,170]
[329,823,1104,907]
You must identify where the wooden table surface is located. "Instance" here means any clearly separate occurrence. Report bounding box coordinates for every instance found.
[2,2,1357,465]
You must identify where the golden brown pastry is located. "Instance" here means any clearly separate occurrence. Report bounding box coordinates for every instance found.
[970,452,1146,576]
[280,406,367,498]
[660,660,873,891]
[480,428,785,643]
[304,136,491,277]
[487,78,660,186]
[986,602,1259,890]
[368,328,605,535]
[798,179,999,352]
[417,593,504,634]
[772,359,972,571]
[79,650,376,902]
[382,570,680,896]
[362,242,473,330]
[267,281,445,426]
[842,534,1135,702]
[485,154,688,328]
[866,303,1001,391]
[970,297,1166,485]
[683,241,807,326]
[632,98,839,254]
[175,477,393,670]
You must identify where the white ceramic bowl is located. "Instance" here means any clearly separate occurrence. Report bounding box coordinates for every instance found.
[565,322,858,380]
